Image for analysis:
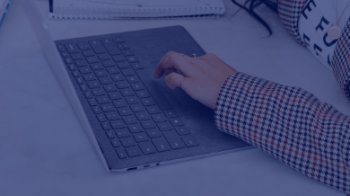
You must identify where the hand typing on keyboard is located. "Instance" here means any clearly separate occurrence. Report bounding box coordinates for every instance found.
[153,51,237,110]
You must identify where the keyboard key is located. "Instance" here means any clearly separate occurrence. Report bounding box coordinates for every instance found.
[141,121,156,129]
[77,41,91,50]
[163,131,185,149]
[80,84,89,92]
[113,99,128,108]
[108,92,123,100]
[79,67,92,74]
[65,43,80,53]
[163,109,179,118]
[71,53,84,60]
[110,139,120,147]
[65,57,74,64]
[72,71,81,77]
[122,50,134,56]
[76,77,84,84]
[115,148,127,159]
[61,51,69,58]
[146,128,162,138]
[126,56,138,63]
[175,126,191,135]
[136,70,172,110]
[123,115,137,124]
[125,146,142,157]
[130,104,145,112]
[90,63,104,70]
[121,69,135,76]
[135,112,150,121]
[136,90,150,98]
[75,59,88,67]
[106,130,116,139]
[126,76,140,84]
[89,40,106,54]
[110,120,125,129]
[152,114,167,122]
[157,122,172,131]
[117,62,130,69]
[102,60,116,67]
[120,137,136,147]
[152,137,171,152]
[133,132,149,142]
[130,63,144,70]
[88,99,97,106]
[169,117,184,127]
[120,88,135,97]
[100,77,113,85]
[82,50,95,57]
[84,91,93,99]
[112,55,125,62]
[115,128,130,138]
[122,43,130,49]
[87,81,100,89]
[131,83,145,91]
[125,96,139,104]
[181,135,199,147]
[118,107,133,116]
[96,114,106,122]
[116,43,124,50]
[139,141,157,155]
[101,38,121,55]
[101,122,111,130]
[101,104,115,112]
[92,106,102,114]
[96,96,109,104]
[113,37,125,43]
[104,84,118,92]
[105,112,120,120]
[57,44,65,51]
[116,81,129,89]
[91,88,105,96]
[106,67,120,74]
[146,106,161,114]
[128,123,143,133]
[83,73,96,81]
[141,98,155,106]
[111,74,125,81]
[95,70,108,77]
[98,53,111,60]
[86,56,99,64]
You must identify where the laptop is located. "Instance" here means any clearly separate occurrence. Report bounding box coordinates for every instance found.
[21,0,250,172]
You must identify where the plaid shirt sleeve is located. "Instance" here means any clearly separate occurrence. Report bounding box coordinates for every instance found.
[215,72,350,194]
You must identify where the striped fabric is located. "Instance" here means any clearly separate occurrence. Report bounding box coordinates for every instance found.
[213,0,350,194]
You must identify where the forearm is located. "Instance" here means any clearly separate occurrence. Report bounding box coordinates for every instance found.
[215,72,350,194]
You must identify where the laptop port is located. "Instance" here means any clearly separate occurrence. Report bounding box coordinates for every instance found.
[143,165,150,168]
[127,167,138,171]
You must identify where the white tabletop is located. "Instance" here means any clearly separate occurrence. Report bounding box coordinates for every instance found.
[0,0,347,195]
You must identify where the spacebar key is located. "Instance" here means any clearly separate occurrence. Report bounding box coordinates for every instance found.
[136,70,172,110]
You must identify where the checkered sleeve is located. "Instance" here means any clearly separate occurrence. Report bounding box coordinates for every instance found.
[215,72,350,194]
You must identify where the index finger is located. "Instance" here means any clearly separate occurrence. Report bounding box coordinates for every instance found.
[153,51,195,79]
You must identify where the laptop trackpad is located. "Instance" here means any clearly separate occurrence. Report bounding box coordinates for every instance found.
[146,61,203,109]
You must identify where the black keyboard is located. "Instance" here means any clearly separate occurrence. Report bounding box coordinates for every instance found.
[56,36,199,159]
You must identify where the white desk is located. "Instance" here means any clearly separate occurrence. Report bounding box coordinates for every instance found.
[0,0,346,195]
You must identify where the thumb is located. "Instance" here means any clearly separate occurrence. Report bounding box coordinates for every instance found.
[164,72,189,91]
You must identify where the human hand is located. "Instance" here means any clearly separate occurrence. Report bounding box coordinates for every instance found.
[153,51,237,110]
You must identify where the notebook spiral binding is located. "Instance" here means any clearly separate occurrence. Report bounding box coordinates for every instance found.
[49,3,225,20]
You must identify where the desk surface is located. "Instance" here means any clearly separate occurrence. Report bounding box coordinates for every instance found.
[0,0,346,195]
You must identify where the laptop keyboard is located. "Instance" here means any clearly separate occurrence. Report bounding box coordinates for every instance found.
[56,36,199,159]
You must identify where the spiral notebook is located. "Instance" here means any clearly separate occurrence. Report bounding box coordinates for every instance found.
[48,0,225,19]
